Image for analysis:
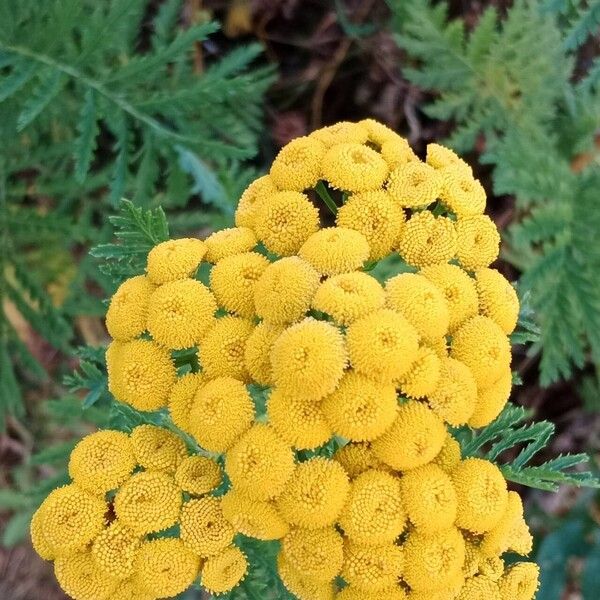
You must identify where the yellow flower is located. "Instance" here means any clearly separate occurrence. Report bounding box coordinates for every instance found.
[276,457,350,528]
[147,279,216,349]
[199,316,254,381]
[221,489,289,540]
[397,211,457,267]
[235,174,278,229]
[361,118,406,144]
[268,388,333,450]
[271,318,347,401]
[108,339,176,411]
[400,464,457,532]
[201,545,248,595]
[54,551,118,600]
[427,357,477,426]
[498,563,539,600]
[342,541,404,591]
[244,322,284,386]
[333,442,388,479]
[30,508,55,561]
[311,121,369,146]
[322,143,389,192]
[385,272,450,342]
[175,455,222,496]
[282,527,344,581]
[114,471,182,535]
[180,497,234,557]
[167,372,205,433]
[338,469,405,545]
[130,424,187,473]
[387,161,442,208]
[457,576,502,600]
[337,584,408,600]
[278,553,335,600]
[146,238,206,284]
[321,371,398,441]
[336,190,406,260]
[346,308,419,382]
[254,190,320,256]
[312,272,385,326]
[270,136,326,190]
[469,367,512,428]
[372,401,446,471]
[210,252,270,318]
[420,263,478,332]
[188,376,255,453]
[479,555,505,582]
[112,577,156,600]
[204,226,257,263]
[254,256,320,324]
[134,538,200,599]
[298,227,371,276]
[439,167,486,217]
[380,138,419,171]
[455,215,500,271]
[450,316,511,388]
[37,484,106,557]
[68,430,136,495]
[91,521,140,580]
[397,345,442,399]
[452,458,508,534]
[426,143,472,175]
[475,268,519,334]
[105,276,154,341]
[226,424,295,500]
[432,433,462,473]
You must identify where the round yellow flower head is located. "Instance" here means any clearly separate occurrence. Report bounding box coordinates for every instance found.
[337,584,408,600]
[270,136,326,190]
[244,321,284,386]
[202,545,248,595]
[403,527,465,592]
[68,430,136,495]
[146,238,206,284]
[226,423,295,500]
[235,174,278,229]
[439,168,486,217]
[432,433,462,473]
[457,575,502,600]
[452,458,508,534]
[455,215,500,271]
[91,520,140,580]
[55,551,118,600]
[338,469,405,545]
[270,318,347,401]
[112,577,156,600]
[30,508,55,561]
[420,263,478,332]
[426,143,472,175]
[360,118,405,147]
[387,161,442,208]
[451,316,511,388]
[114,471,181,535]
[400,464,457,532]
[189,376,254,453]
[322,143,389,192]
[130,424,187,473]
[397,345,442,398]
[221,489,289,540]
[204,226,257,263]
[254,256,320,324]
[336,190,406,260]
[372,400,446,471]
[210,251,270,318]
[469,367,513,428]
[333,442,388,479]
[475,268,519,334]
[498,563,539,600]
[180,497,234,557]
[107,339,176,411]
[134,538,200,599]
[147,278,216,349]
[254,190,320,256]
[312,271,385,326]
[282,527,344,582]
[276,457,350,529]
[427,357,477,426]
[385,272,450,342]
[37,484,106,557]
[342,541,404,591]
[381,137,419,171]
[268,388,332,450]
[199,316,254,381]
[321,371,398,441]
[311,121,369,146]
[299,227,370,276]
[105,275,154,341]
[278,553,335,600]
[167,372,204,432]
[175,455,222,496]
[398,211,457,267]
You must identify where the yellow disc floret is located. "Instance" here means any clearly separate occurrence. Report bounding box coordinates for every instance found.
[381,138,419,171]
[244,321,284,386]
[426,143,472,175]
[175,455,222,496]
[498,563,539,600]
[432,433,462,473]
[333,442,388,479]
[397,345,442,399]
[130,424,187,474]
[322,143,389,192]
[270,136,326,191]
[167,372,204,433]
[469,367,513,428]
[146,238,206,284]
[439,167,486,217]
[342,541,404,592]
[457,576,502,600]
[201,545,248,595]
[278,553,335,600]
[180,497,234,557]
[55,551,118,600]
[204,226,257,263]
[475,268,519,335]
[387,161,442,208]
[105,275,154,341]
[235,175,278,229]
[455,216,500,271]
[30,508,55,561]
[311,121,369,146]
[91,520,140,580]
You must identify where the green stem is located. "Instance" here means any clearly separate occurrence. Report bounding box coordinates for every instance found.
[315,181,338,215]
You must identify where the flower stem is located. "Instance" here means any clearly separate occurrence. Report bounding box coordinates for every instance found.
[315,181,338,215]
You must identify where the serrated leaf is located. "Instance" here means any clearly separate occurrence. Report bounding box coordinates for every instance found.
[74,88,100,182]
[0,59,38,103]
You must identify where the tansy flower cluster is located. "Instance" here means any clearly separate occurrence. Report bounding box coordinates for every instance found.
[32,119,539,600]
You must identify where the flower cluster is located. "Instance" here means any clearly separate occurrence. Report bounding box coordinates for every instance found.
[33,119,539,600]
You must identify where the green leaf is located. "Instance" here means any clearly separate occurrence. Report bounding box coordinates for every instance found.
[0,489,29,510]
[582,536,600,599]
[0,59,38,103]
[17,67,65,130]
[74,88,100,182]
[2,510,33,547]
